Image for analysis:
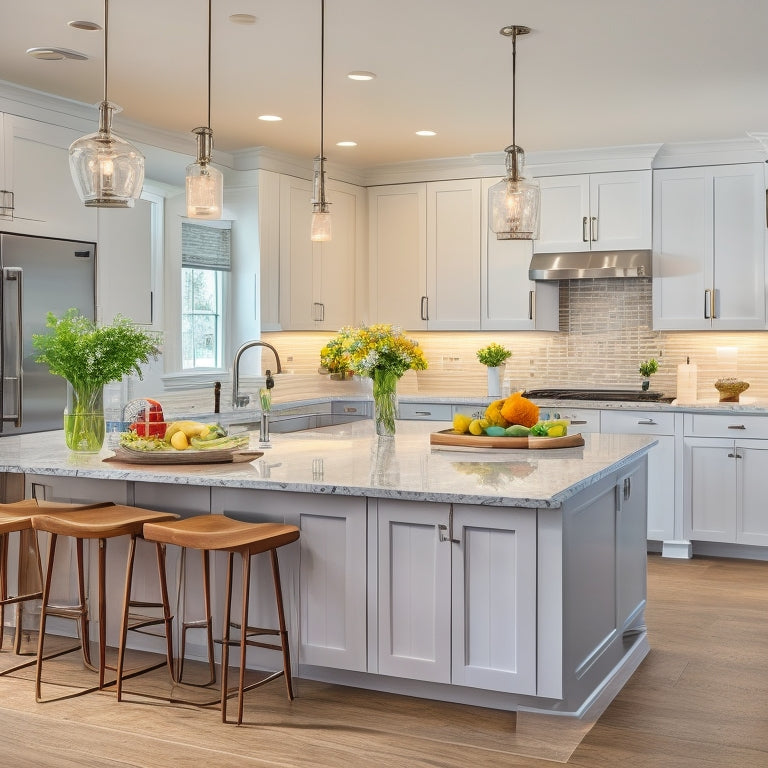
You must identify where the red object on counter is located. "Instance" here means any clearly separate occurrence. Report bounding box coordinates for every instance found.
[136,398,164,423]
[130,421,167,438]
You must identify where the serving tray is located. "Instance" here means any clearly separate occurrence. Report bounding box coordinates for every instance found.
[105,447,264,465]
[429,429,585,450]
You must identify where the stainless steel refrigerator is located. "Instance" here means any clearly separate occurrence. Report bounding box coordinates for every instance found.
[1,232,96,436]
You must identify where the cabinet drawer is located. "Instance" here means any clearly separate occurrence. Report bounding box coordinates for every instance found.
[537,407,601,433]
[601,410,676,435]
[398,402,453,421]
[685,413,768,439]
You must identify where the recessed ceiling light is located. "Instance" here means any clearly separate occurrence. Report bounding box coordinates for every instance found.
[68,20,102,31]
[336,141,357,147]
[347,71,376,81]
[26,47,88,61]
[258,115,282,122]
[415,130,437,137]
[229,13,257,24]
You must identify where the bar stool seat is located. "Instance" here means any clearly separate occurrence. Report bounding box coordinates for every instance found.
[0,500,113,674]
[135,515,299,724]
[31,504,178,702]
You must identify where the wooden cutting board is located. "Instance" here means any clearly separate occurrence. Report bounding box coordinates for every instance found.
[104,448,264,465]
[429,429,585,450]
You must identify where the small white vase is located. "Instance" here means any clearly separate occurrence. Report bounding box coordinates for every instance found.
[487,365,504,398]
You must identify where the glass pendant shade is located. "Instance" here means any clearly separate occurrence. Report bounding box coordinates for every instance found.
[69,101,145,208]
[489,145,540,241]
[311,203,332,242]
[186,127,223,219]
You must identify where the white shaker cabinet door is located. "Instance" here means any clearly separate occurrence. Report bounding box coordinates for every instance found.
[376,499,451,683]
[451,505,537,695]
[736,441,768,547]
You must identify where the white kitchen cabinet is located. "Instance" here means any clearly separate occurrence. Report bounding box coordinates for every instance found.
[97,197,154,325]
[684,414,768,546]
[425,179,481,330]
[375,499,537,694]
[601,410,677,541]
[534,171,651,254]
[397,401,453,421]
[652,164,766,330]
[481,178,559,331]
[279,175,362,331]
[368,183,427,330]
[534,405,601,433]
[0,114,96,241]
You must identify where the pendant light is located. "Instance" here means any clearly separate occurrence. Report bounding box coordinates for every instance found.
[488,25,540,240]
[310,0,331,242]
[186,0,223,219]
[69,0,145,208]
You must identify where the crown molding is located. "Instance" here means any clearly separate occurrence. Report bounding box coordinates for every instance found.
[654,136,766,168]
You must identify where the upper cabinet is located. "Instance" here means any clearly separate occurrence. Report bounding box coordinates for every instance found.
[97,197,155,326]
[652,163,766,330]
[369,179,557,331]
[481,178,558,331]
[277,174,364,331]
[533,170,651,254]
[0,114,96,242]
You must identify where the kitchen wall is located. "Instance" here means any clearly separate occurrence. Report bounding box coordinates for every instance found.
[264,278,768,401]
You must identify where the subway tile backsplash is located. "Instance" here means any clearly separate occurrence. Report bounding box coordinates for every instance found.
[264,278,768,400]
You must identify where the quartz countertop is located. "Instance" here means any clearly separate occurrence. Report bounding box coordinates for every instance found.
[0,421,655,509]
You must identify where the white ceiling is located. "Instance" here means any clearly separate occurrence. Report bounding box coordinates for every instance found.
[1,0,768,170]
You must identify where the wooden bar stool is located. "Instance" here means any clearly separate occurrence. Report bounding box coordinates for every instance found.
[135,515,299,724]
[30,504,178,702]
[0,500,113,675]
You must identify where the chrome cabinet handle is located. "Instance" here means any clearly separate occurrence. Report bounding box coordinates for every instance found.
[420,296,429,321]
[414,410,432,415]
[727,452,743,459]
[711,289,717,319]
[569,419,588,425]
[623,476,631,500]
[591,216,598,242]
[1,267,23,429]
[312,302,325,322]
[637,419,658,426]
[704,289,711,319]
[528,289,534,321]
[727,424,746,430]
[582,216,588,242]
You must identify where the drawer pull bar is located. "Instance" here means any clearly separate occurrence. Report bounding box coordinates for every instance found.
[569,420,588,425]
[727,424,746,430]
[637,419,658,426]
[414,411,432,416]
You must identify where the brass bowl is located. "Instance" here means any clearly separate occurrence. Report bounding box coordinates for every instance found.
[714,378,749,402]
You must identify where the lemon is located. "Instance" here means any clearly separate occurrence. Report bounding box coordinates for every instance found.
[479,418,491,429]
[468,419,484,436]
[170,431,189,450]
[452,413,472,434]
[547,424,566,437]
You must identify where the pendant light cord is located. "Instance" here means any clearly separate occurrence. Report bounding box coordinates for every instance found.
[320,0,326,186]
[207,0,212,130]
[103,0,109,102]
[511,27,517,150]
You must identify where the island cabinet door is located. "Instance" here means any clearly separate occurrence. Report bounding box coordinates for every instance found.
[376,499,452,683]
[450,505,537,695]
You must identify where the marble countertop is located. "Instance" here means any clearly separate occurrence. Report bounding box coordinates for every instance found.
[0,421,655,509]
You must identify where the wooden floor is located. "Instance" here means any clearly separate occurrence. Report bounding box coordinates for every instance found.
[0,554,766,767]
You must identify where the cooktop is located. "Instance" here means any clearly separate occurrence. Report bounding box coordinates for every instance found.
[522,388,674,403]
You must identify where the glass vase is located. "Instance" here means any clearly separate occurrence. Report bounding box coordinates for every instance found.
[63,381,105,453]
[372,369,399,437]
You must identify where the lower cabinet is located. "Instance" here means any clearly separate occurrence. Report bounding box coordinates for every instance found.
[374,498,537,694]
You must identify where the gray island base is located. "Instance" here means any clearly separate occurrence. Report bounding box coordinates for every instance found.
[0,421,655,719]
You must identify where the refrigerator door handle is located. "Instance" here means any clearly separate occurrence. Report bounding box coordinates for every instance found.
[1,267,23,428]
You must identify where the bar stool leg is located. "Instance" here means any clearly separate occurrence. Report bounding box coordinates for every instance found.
[237,551,252,725]
[271,548,294,701]
[0,532,7,650]
[178,549,215,687]
[98,538,108,689]
[220,551,234,724]
[75,538,92,669]
[35,532,58,702]
[155,542,175,683]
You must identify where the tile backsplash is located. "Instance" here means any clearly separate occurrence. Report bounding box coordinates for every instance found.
[264,278,768,400]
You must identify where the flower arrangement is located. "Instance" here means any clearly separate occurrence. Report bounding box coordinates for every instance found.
[33,309,162,451]
[638,358,659,378]
[476,342,512,368]
[321,325,427,435]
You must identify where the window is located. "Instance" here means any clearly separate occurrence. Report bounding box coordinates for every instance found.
[181,220,231,369]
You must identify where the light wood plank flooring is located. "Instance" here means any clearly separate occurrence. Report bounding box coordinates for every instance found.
[0,554,766,767]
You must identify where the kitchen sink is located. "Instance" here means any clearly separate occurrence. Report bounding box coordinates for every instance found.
[227,411,368,434]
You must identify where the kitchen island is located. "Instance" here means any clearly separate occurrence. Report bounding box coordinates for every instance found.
[0,421,655,718]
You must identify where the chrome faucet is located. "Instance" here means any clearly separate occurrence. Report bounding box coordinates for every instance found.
[232,340,282,407]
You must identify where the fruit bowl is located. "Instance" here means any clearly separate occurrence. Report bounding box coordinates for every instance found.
[714,378,749,402]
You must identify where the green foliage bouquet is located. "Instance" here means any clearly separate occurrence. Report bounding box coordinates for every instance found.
[33,309,162,451]
[476,342,512,367]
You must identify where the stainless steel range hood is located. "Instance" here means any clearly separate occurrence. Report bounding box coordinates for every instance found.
[528,249,652,280]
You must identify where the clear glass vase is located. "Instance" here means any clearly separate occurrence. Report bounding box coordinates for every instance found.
[63,381,105,453]
[372,369,399,437]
